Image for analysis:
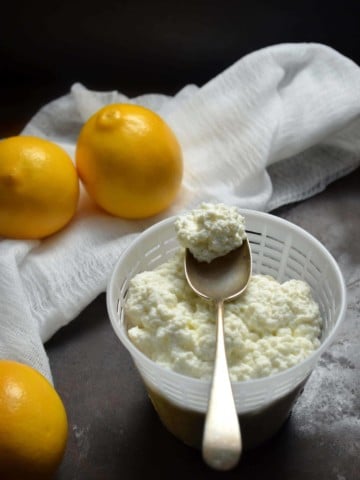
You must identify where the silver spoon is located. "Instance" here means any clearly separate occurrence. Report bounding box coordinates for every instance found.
[184,239,252,471]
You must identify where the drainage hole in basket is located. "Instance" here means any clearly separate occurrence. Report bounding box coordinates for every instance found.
[262,250,283,263]
[147,253,164,268]
[144,243,161,257]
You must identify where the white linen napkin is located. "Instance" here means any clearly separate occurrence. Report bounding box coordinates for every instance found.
[1,43,360,382]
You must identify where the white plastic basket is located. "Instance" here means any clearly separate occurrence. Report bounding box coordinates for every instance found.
[107,209,346,421]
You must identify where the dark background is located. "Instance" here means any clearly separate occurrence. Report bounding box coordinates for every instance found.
[1,0,360,134]
[1,3,359,478]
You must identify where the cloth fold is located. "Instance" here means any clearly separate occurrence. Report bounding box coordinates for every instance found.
[1,43,360,382]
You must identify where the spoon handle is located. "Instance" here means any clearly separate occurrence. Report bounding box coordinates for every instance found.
[202,300,242,471]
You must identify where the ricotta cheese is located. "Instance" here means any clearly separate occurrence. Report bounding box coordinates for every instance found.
[125,251,322,382]
[174,202,246,262]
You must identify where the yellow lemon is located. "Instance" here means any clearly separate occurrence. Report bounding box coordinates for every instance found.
[0,136,79,239]
[0,360,68,479]
[75,103,183,219]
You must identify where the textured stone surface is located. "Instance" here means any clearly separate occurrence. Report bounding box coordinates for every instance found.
[48,167,360,480]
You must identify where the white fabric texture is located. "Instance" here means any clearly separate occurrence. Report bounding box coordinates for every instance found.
[1,43,360,382]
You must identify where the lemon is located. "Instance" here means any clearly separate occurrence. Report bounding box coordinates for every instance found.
[0,360,68,479]
[0,136,79,239]
[75,103,183,219]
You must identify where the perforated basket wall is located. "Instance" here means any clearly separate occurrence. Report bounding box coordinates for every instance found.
[107,210,346,414]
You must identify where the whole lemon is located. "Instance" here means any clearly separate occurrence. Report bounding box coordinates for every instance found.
[75,104,183,219]
[0,360,68,479]
[0,136,79,240]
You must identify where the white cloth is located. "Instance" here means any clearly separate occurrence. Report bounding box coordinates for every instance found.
[1,43,360,382]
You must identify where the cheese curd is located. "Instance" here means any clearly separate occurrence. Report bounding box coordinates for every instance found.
[125,251,322,381]
[174,202,246,262]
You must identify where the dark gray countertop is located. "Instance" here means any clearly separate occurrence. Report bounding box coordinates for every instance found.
[48,167,360,480]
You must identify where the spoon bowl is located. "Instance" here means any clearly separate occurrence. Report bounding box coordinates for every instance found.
[184,240,252,301]
[184,239,252,470]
